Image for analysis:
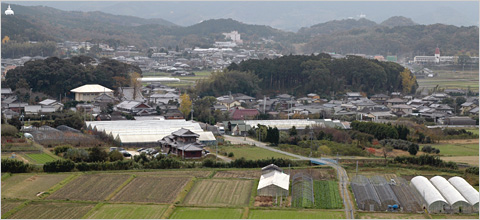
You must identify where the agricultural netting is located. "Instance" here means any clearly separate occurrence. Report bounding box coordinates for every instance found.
[291,173,314,208]
[389,177,423,212]
[351,175,381,211]
[369,176,400,211]
[25,125,97,146]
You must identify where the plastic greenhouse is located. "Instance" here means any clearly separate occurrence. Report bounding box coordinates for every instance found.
[410,176,448,213]
[448,176,479,213]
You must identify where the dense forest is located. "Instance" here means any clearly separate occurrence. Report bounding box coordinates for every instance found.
[195,54,417,97]
[1,3,478,58]
[4,56,141,97]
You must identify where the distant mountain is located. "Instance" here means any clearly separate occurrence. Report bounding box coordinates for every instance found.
[381,16,417,27]
[297,18,378,36]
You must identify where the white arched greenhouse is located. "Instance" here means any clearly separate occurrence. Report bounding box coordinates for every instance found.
[430,176,471,213]
[448,177,479,213]
[410,176,448,213]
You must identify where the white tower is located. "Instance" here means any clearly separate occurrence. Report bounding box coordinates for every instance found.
[5,5,14,15]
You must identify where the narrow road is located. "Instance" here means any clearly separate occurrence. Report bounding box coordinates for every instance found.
[224,135,354,219]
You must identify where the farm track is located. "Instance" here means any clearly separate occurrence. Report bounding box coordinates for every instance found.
[224,135,355,219]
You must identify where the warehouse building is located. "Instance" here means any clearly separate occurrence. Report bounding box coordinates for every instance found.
[257,164,290,197]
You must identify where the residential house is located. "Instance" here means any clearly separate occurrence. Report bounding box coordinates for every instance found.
[38,99,63,111]
[70,84,114,102]
[1,88,14,99]
[7,102,27,113]
[386,98,406,108]
[149,92,179,105]
[217,97,242,110]
[444,117,476,125]
[230,108,260,120]
[345,92,363,101]
[370,94,389,105]
[164,109,184,119]
[158,128,205,159]
[460,102,478,115]
[2,109,19,119]
[24,105,56,115]
[116,101,154,115]
[390,104,413,116]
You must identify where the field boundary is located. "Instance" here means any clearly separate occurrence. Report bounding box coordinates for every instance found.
[161,204,176,219]
[80,202,105,219]
[1,200,31,219]
[40,173,80,199]
[175,177,196,204]
[249,179,259,207]
[105,175,136,201]
[1,172,12,181]
[242,207,249,219]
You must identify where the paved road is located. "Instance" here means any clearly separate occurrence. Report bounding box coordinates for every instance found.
[224,135,354,219]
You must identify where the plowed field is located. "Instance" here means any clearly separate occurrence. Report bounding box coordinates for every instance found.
[184,179,253,206]
[7,202,94,219]
[111,176,191,203]
[47,174,131,201]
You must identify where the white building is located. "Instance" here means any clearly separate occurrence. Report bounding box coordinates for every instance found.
[257,165,290,197]
[70,84,114,102]
[414,47,456,64]
[223,31,243,45]
[430,176,471,213]
[410,176,448,213]
[448,177,479,213]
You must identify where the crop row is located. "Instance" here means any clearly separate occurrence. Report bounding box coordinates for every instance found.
[313,181,343,209]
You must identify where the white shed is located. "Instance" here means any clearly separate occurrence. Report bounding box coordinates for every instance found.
[410,176,448,213]
[430,176,471,213]
[257,170,290,197]
[448,177,479,213]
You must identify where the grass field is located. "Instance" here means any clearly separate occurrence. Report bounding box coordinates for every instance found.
[184,179,253,206]
[111,176,191,203]
[357,212,428,219]
[84,204,168,219]
[130,170,212,177]
[441,156,479,166]
[464,128,479,135]
[1,174,71,200]
[217,145,296,160]
[169,207,244,219]
[248,209,345,219]
[7,202,95,219]
[24,153,57,164]
[421,143,479,156]
[430,214,480,219]
[313,181,343,209]
[48,174,131,201]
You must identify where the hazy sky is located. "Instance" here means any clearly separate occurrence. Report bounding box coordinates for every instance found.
[7,1,479,31]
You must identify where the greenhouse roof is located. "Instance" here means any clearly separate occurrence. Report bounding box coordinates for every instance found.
[411,176,447,207]
[430,176,469,206]
[448,177,479,206]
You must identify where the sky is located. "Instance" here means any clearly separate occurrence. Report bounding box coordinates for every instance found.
[6,1,480,31]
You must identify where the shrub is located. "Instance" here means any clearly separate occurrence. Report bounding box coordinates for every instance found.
[1,159,30,173]
[379,139,419,152]
[465,166,479,175]
[108,150,124,161]
[228,152,234,157]
[43,160,75,172]
[1,124,18,137]
[421,145,440,154]
[53,145,73,155]
[63,148,89,162]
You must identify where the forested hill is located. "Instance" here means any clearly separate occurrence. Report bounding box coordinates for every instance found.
[380,16,417,27]
[195,54,417,98]
[297,18,377,36]
[301,24,479,56]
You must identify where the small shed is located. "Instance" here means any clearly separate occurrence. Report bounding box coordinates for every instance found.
[257,170,290,197]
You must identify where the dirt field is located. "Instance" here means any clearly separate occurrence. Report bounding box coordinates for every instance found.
[441,156,479,166]
[1,174,71,200]
[357,212,428,219]
[184,179,253,206]
[129,170,212,177]
[111,176,191,203]
[254,196,274,207]
[439,139,479,144]
[1,200,24,215]
[214,170,261,179]
[47,174,131,201]
[289,168,335,180]
[7,202,95,219]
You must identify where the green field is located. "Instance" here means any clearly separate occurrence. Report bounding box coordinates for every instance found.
[421,143,479,156]
[169,207,244,219]
[416,69,479,92]
[85,204,168,219]
[430,214,480,219]
[25,153,57,164]
[217,145,296,160]
[1,174,71,199]
[7,202,95,219]
[313,181,343,209]
[464,128,479,135]
[248,209,345,219]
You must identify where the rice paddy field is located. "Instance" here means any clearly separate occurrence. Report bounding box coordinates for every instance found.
[1,174,71,199]
[47,174,131,201]
[416,69,479,92]
[111,176,191,203]
[6,201,95,219]
[248,209,346,219]
[84,204,168,219]
[169,207,244,219]
[183,179,253,206]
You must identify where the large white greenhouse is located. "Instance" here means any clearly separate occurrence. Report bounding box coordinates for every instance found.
[448,177,479,213]
[430,176,471,213]
[86,120,216,146]
[410,176,448,213]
